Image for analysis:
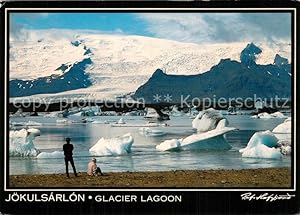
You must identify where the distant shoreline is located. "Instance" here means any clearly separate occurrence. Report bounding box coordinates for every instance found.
[9,167,291,188]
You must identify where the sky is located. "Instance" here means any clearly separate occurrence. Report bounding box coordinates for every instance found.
[10,12,291,43]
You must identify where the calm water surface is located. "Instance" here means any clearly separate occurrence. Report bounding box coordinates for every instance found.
[9,115,291,175]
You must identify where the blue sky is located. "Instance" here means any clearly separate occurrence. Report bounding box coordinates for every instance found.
[10,12,291,43]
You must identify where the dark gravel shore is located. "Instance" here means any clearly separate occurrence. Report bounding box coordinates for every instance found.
[9,167,291,188]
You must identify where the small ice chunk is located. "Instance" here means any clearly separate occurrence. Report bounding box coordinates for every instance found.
[117,118,125,124]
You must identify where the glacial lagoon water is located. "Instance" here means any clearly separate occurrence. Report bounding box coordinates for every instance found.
[9,115,291,175]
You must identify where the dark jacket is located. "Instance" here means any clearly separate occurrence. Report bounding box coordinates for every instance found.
[63,143,73,159]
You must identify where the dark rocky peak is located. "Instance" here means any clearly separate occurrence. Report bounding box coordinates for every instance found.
[151,69,165,78]
[274,54,289,66]
[240,43,262,67]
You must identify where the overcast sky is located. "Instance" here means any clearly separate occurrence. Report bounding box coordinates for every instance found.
[10,12,291,43]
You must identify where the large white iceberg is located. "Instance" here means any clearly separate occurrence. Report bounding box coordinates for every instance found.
[239,130,282,159]
[157,108,237,151]
[9,128,41,157]
[89,133,134,156]
[272,118,291,140]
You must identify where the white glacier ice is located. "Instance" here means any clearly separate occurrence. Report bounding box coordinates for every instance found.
[139,128,166,137]
[180,127,236,150]
[89,133,134,156]
[270,111,287,118]
[9,128,41,157]
[156,139,181,151]
[240,143,282,159]
[25,121,42,126]
[192,108,228,132]
[272,118,291,135]
[251,111,286,119]
[272,118,292,155]
[239,130,282,159]
[37,151,64,159]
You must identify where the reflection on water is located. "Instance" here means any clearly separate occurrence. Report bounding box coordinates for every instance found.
[9,115,291,175]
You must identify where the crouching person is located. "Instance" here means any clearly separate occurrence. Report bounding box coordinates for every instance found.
[87,158,104,176]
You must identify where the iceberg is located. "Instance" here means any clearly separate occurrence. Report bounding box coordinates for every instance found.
[9,128,41,157]
[192,108,228,132]
[89,133,134,156]
[139,128,166,137]
[239,130,282,159]
[157,108,237,151]
[270,111,287,118]
[272,118,292,155]
[251,111,287,119]
[272,118,291,136]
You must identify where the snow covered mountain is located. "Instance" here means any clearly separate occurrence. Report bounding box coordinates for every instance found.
[134,43,291,103]
[9,30,291,100]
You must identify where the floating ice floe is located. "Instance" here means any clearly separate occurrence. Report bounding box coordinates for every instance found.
[89,133,134,156]
[139,128,166,137]
[111,122,160,127]
[251,111,287,119]
[270,111,287,118]
[92,120,109,124]
[9,121,42,127]
[156,139,181,151]
[239,130,282,159]
[9,128,41,157]
[156,108,237,151]
[25,121,42,126]
[37,151,64,159]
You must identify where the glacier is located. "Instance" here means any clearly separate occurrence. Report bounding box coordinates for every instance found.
[9,30,291,100]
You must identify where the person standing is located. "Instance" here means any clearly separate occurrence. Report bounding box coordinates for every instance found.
[63,137,78,178]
